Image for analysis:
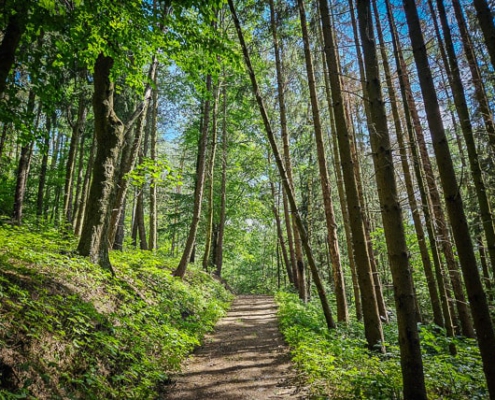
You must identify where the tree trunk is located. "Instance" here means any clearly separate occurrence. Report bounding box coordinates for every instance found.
[215,84,228,277]
[173,73,212,278]
[77,53,124,273]
[269,0,301,295]
[148,78,159,250]
[385,0,455,339]
[229,0,336,330]
[372,0,442,327]
[36,120,50,219]
[72,131,87,227]
[108,57,158,247]
[473,0,495,71]
[297,0,348,323]
[402,0,495,395]
[347,0,389,323]
[357,0,426,396]
[12,90,37,225]
[74,133,96,236]
[318,0,384,350]
[433,0,495,300]
[0,2,27,96]
[64,90,87,225]
[202,84,220,271]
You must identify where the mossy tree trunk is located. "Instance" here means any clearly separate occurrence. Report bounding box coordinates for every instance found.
[77,53,124,273]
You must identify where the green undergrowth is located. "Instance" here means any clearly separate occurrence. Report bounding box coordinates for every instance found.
[276,292,487,400]
[0,224,233,399]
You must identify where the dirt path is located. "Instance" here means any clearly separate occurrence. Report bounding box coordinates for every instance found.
[161,295,306,400]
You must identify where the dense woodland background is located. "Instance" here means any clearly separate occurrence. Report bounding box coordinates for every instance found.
[1,0,495,398]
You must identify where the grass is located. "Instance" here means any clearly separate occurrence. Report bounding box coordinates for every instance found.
[0,223,233,399]
[275,291,487,400]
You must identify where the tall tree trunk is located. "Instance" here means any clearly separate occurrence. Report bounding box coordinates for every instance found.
[433,0,495,298]
[12,91,37,225]
[72,131,87,227]
[372,0,442,327]
[357,0,426,396]
[173,74,213,278]
[36,119,51,219]
[402,0,495,395]
[385,0,455,339]
[0,2,27,96]
[214,84,228,277]
[269,161,292,284]
[349,0,390,323]
[387,0,471,337]
[297,0,348,323]
[77,53,124,273]
[74,133,96,236]
[473,0,495,71]
[202,84,220,271]
[229,0,336,330]
[318,0,384,350]
[148,79,159,250]
[269,0,301,295]
[108,57,158,247]
[64,90,88,225]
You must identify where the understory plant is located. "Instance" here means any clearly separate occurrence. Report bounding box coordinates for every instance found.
[276,291,487,399]
[0,224,232,399]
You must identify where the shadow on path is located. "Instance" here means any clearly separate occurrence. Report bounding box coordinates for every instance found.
[160,295,307,400]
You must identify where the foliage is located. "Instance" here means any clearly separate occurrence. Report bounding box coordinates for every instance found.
[0,225,232,399]
[275,292,487,400]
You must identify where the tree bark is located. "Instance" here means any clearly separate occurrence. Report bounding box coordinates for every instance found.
[0,1,27,96]
[202,83,220,271]
[318,0,384,349]
[148,77,159,251]
[108,57,158,247]
[473,0,495,72]
[402,0,495,395]
[433,0,495,300]
[373,0,442,327]
[269,0,302,295]
[173,73,212,278]
[214,84,228,277]
[357,0,426,396]
[64,89,87,225]
[77,53,124,273]
[297,0,348,323]
[36,119,50,219]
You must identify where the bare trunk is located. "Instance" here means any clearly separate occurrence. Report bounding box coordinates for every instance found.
[149,79,159,250]
[373,0,442,327]
[298,0,348,323]
[215,84,228,277]
[0,2,27,96]
[269,0,301,293]
[402,0,495,394]
[357,0,426,396]
[202,84,220,271]
[318,0,384,349]
[64,90,88,225]
[173,74,212,278]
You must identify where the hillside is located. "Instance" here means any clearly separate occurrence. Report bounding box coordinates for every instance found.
[0,225,232,399]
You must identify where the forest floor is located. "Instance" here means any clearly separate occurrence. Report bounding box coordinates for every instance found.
[161,295,308,400]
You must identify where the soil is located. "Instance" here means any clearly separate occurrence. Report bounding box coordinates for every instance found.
[161,295,307,400]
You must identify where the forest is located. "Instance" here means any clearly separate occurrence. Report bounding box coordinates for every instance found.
[1,0,495,398]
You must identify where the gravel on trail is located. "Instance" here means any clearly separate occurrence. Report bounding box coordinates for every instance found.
[161,295,308,400]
